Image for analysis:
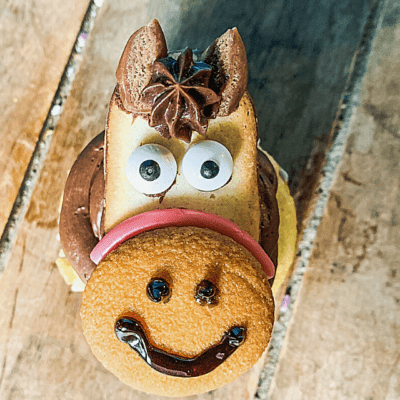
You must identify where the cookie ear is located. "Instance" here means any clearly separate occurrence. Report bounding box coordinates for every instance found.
[202,28,248,116]
[116,19,168,113]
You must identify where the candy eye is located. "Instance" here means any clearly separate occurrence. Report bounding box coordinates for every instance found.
[195,280,219,305]
[147,278,171,303]
[126,144,177,195]
[182,141,233,191]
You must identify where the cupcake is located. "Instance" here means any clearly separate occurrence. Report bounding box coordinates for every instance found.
[58,19,297,397]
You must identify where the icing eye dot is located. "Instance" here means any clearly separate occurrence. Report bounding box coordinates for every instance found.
[228,327,246,347]
[201,160,219,179]
[139,160,161,181]
[147,278,170,303]
[195,280,219,305]
[182,140,233,191]
[126,144,177,195]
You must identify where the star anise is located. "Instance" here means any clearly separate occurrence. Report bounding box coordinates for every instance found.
[141,48,221,142]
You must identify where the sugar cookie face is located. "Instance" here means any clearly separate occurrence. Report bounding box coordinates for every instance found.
[81,227,274,397]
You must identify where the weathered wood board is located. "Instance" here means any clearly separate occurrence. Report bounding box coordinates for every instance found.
[0,0,386,399]
[268,2,400,398]
[156,0,372,224]
[0,0,92,234]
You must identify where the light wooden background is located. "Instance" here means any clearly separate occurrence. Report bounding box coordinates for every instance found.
[0,0,399,399]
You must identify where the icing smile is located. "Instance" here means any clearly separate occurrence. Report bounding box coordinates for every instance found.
[115,316,246,377]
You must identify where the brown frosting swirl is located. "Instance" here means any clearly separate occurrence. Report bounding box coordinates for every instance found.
[141,49,221,142]
[59,133,279,283]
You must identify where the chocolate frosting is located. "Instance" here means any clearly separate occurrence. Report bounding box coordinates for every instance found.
[89,162,105,240]
[59,132,104,282]
[59,132,279,283]
[115,315,245,377]
[140,49,221,142]
[258,150,279,270]
[115,23,248,140]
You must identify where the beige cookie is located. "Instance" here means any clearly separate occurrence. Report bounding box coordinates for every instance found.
[81,226,274,397]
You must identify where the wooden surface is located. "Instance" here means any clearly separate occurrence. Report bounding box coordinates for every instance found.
[1,0,398,399]
[0,0,91,234]
[155,0,373,223]
[268,2,400,398]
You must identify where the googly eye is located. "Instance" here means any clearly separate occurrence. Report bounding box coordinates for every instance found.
[126,144,177,195]
[182,141,233,191]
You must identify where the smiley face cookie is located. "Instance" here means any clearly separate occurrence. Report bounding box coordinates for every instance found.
[81,226,274,396]
[59,19,297,397]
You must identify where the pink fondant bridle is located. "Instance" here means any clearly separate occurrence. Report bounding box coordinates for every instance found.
[90,208,275,279]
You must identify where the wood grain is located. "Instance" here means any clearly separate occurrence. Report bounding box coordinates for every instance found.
[0,0,92,234]
[268,5,400,398]
[0,0,379,399]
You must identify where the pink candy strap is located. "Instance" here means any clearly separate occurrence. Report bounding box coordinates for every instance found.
[90,209,275,279]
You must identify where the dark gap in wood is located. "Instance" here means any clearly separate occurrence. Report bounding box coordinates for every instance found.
[255,0,385,398]
[292,0,385,233]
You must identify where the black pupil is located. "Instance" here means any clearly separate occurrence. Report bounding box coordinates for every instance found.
[140,160,161,181]
[147,279,169,302]
[200,160,219,179]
